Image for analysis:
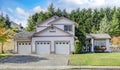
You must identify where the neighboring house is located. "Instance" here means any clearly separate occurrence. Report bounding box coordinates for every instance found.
[13,16,76,54]
[85,34,111,52]
[11,21,24,31]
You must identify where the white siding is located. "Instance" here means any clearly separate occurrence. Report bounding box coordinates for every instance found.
[36,18,75,35]
[36,17,57,32]
[32,37,74,53]
[35,27,70,36]
[36,26,47,32]
[14,40,17,53]
[54,25,64,30]
[106,39,110,52]
[54,24,75,35]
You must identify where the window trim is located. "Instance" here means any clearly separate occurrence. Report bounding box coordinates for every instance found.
[64,25,72,32]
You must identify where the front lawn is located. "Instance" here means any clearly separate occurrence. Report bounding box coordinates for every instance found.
[69,53,120,66]
[0,54,11,58]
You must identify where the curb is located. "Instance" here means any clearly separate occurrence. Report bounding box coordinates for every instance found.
[0,66,120,70]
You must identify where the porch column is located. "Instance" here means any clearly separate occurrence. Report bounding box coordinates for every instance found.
[91,38,94,52]
[106,39,110,52]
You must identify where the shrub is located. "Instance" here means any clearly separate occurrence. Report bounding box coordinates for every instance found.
[74,40,82,54]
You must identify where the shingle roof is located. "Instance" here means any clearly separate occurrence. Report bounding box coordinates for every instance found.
[48,17,78,26]
[86,34,111,39]
[13,32,35,39]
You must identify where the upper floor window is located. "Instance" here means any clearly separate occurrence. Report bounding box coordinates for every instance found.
[64,25,72,31]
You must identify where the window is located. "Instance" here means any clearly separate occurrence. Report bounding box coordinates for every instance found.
[22,43,24,45]
[44,42,46,44]
[94,40,106,47]
[47,42,49,44]
[64,25,72,31]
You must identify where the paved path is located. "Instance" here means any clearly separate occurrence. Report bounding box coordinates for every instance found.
[0,54,68,66]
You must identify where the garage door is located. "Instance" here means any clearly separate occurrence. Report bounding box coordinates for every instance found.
[36,41,51,54]
[55,41,70,54]
[18,42,31,54]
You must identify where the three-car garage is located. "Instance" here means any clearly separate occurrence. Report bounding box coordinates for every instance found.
[17,41,70,55]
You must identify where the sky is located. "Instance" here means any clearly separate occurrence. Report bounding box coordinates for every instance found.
[0,0,120,27]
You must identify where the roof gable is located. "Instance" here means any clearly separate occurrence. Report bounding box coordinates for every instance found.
[48,17,77,26]
[33,26,73,37]
[36,15,59,26]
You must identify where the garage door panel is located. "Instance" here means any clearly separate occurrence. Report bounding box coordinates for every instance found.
[18,42,31,54]
[55,41,70,54]
[36,41,50,54]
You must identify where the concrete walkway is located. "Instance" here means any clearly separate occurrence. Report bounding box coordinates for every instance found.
[0,66,120,70]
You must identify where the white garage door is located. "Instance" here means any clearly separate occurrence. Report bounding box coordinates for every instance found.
[55,41,70,54]
[18,42,31,54]
[36,41,51,54]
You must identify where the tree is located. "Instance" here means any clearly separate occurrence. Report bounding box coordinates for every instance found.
[62,9,68,18]
[5,15,11,28]
[109,13,120,36]
[75,40,82,54]
[56,8,62,17]
[6,25,19,37]
[47,3,55,17]
[97,16,110,33]
[0,21,10,53]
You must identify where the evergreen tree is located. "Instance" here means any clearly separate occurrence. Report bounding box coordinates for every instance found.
[47,3,55,17]
[62,9,68,18]
[56,8,62,17]
[109,13,120,36]
[5,15,11,28]
[97,15,110,33]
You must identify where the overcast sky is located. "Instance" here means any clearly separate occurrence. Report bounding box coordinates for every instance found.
[0,0,120,27]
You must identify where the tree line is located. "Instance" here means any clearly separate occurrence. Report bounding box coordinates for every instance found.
[24,3,119,44]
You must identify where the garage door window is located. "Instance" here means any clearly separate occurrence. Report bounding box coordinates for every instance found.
[40,42,43,44]
[44,42,46,44]
[22,43,24,45]
[37,42,39,45]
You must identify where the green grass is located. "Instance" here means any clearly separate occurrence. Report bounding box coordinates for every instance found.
[69,53,120,66]
[0,54,12,58]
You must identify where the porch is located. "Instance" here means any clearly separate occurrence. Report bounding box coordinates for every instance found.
[83,34,111,53]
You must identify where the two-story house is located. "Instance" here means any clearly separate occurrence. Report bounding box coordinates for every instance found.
[13,16,77,55]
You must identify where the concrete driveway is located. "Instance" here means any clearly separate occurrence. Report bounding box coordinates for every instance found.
[0,54,68,66]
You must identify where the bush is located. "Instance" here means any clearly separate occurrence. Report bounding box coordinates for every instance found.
[74,40,82,54]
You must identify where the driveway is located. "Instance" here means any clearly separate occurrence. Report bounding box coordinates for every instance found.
[0,54,68,66]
